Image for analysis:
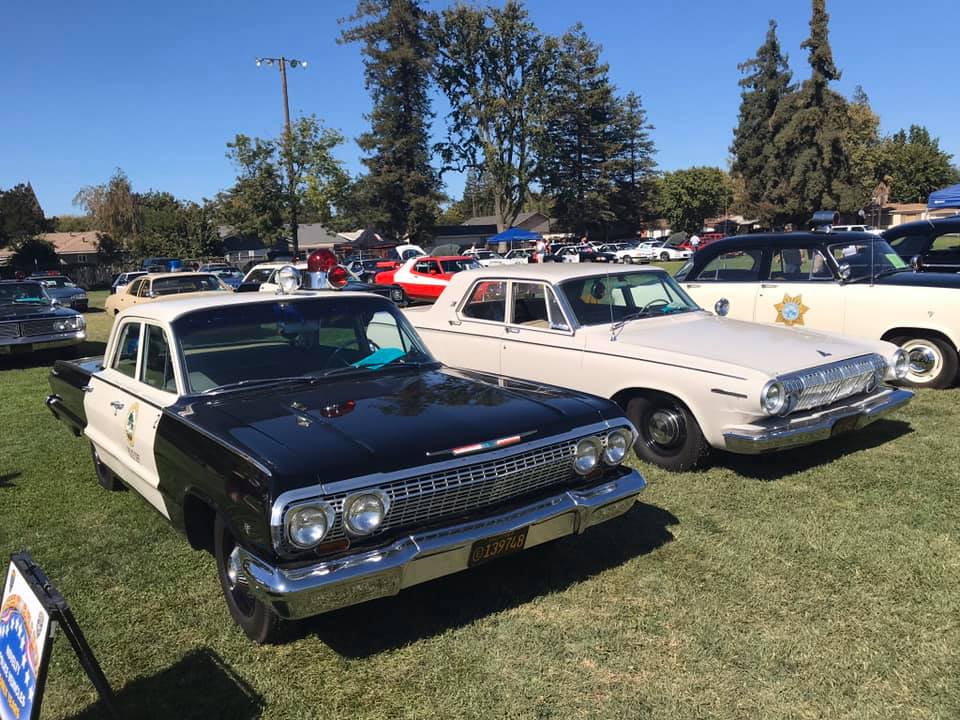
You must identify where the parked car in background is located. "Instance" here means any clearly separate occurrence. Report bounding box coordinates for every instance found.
[627,240,664,262]
[29,274,88,311]
[346,258,399,283]
[46,289,645,642]
[883,217,960,274]
[831,225,880,234]
[240,261,408,305]
[206,267,244,289]
[375,255,480,302]
[0,280,86,356]
[503,249,532,263]
[111,271,148,295]
[676,232,960,387]
[390,243,427,262]
[406,264,912,471]
[647,241,692,262]
[141,257,183,273]
[104,273,231,315]
[463,248,514,267]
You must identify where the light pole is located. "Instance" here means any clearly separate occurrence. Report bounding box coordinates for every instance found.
[256,56,307,258]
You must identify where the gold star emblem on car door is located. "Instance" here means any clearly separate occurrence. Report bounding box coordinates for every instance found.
[774,294,809,326]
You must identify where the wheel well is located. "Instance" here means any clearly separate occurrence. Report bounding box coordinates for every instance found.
[182,493,216,553]
[882,327,958,351]
[612,387,692,414]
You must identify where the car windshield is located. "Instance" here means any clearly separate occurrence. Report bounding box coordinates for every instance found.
[473,251,496,259]
[244,268,275,284]
[36,277,76,288]
[440,258,481,272]
[0,282,49,305]
[827,239,908,280]
[559,271,699,326]
[152,275,224,295]
[216,269,243,279]
[174,297,436,393]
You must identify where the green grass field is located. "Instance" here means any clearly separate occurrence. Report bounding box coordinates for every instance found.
[0,290,957,719]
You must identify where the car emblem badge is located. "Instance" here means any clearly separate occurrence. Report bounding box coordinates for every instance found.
[125,402,140,446]
[774,293,809,327]
[426,430,538,458]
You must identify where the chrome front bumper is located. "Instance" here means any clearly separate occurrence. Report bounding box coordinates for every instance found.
[723,386,914,454]
[0,330,85,353]
[235,468,647,620]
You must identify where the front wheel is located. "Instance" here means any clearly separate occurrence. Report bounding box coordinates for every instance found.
[625,256,634,264]
[659,252,670,261]
[91,444,123,491]
[891,335,958,388]
[626,394,710,472]
[214,514,285,643]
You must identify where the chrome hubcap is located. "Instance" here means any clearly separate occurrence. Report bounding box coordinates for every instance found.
[648,409,682,446]
[903,340,942,381]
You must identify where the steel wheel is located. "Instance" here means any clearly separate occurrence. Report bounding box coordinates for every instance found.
[626,394,710,471]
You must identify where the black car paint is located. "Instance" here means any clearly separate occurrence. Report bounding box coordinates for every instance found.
[679,231,960,289]
[882,217,960,273]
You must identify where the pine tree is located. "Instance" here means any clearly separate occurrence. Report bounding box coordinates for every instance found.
[730,19,793,225]
[771,0,859,225]
[539,24,619,235]
[846,86,882,203]
[340,0,441,242]
[608,92,657,230]
[0,182,48,246]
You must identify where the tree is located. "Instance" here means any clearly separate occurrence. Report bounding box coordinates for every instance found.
[0,183,48,247]
[218,116,348,248]
[51,215,94,232]
[539,24,619,234]
[435,0,549,231]
[846,86,882,202]
[730,19,794,224]
[73,169,139,246]
[133,191,220,261]
[11,237,58,272]
[340,0,441,243]
[875,125,960,203]
[657,167,732,235]
[770,0,860,224]
[608,92,658,230]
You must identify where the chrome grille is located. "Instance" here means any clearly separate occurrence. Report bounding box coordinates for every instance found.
[324,437,580,541]
[20,319,60,337]
[0,323,20,339]
[782,354,887,412]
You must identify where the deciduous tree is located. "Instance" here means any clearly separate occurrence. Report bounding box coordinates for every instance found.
[657,167,732,235]
[876,125,960,203]
[73,169,139,246]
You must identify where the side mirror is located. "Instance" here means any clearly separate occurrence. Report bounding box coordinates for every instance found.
[910,255,923,271]
[837,263,852,281]
[714,298,730,317]
[147,291,157,298]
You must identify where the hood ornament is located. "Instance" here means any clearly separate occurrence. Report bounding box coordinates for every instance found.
[816,349,832,357]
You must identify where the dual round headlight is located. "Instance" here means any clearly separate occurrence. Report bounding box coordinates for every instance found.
[761,380,798,416]
[890,349,908,380]
[574,428,633,475]
[343,490,391,536]
[286,502,334,549]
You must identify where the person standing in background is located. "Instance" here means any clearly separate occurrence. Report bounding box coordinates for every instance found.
[689,234,701,252]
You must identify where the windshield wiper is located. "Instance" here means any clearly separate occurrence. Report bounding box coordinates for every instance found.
[202,376,320,395]
[322,355,434,378]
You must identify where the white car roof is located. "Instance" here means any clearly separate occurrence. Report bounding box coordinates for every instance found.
[246,261,308,272]
[449,263,667,283]
[116,290,379,324]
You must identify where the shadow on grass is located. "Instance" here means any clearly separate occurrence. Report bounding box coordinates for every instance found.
[304,501,677,658]
[66,648,263,720]
[0,472,19,488]
[714,418,914,481]
[0,341,106,370]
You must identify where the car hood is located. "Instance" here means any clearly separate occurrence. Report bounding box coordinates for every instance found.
[173,367,619,494]
[870,271,960,289]
[591,311,889,377]
[42,287,84,298]
[0,303,75,321]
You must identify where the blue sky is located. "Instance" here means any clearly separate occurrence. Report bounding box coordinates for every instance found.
[2,0,958,217]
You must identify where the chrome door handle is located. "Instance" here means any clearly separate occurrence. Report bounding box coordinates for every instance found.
[505,327,520,334]
[81,385,94,393]
[761,283,779,288]
[685,283,701,288]
[110,400,125,411]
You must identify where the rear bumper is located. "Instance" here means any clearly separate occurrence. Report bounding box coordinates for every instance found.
[723,387,914,454]
[0,330,85,353]
[234,468,647,620]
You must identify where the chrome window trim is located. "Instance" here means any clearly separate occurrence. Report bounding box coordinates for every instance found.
[456,278,508,327]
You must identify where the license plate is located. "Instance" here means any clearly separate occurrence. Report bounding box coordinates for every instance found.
[831,414,861,437]
[468,527,529,567]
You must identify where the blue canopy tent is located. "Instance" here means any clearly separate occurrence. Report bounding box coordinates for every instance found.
[928,184,960,210]
[487,227,542,243]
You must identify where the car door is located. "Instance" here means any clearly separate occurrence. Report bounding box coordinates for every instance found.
[84,320,180,517]
[117,278,145,310]
[440,279,508,374]
[755,247,846,333]
[680,247,765,321]
[499,281,584,385]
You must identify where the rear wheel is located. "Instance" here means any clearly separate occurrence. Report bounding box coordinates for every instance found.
[891,335,958,388]
[659,252,670,261]
[625,256,634,264]
[214,514,285,644]
[90,445,123,491]
[626,393,710,472]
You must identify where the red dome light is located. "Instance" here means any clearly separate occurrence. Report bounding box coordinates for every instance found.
[328,265,349,289]
[307,248,338,273]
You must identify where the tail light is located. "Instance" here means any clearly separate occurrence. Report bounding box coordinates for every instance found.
[328,265,349,289]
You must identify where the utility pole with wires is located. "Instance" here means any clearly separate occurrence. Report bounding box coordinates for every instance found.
[256,56,307,259]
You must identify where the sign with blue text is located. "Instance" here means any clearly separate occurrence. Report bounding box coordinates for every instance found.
[0,559,52,720]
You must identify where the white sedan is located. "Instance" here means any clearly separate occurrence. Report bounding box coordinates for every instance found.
[641,241,691,262]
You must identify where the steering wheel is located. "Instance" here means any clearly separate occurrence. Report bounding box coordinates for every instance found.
[638,298,670,314]
[323,338,381,369]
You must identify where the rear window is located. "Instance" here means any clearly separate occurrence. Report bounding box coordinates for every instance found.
[152,275,222,295]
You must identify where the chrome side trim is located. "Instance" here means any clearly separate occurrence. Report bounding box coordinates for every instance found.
[723,387,913,454]
[241,468,646,619]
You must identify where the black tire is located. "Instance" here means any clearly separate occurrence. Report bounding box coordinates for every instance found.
[625,256,634,264]
[214,514,285,644]
[890,335,959,389]
[626,393,710,472]
[659,252,670,261]
[91,444,124,491]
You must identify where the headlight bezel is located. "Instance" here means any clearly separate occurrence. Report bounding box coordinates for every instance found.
[602,427,632,465]
[573,437,602,475]
[284,500,335,550]
[342,489,391,536]
[761,379,788,416]
[889,348,908,381]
